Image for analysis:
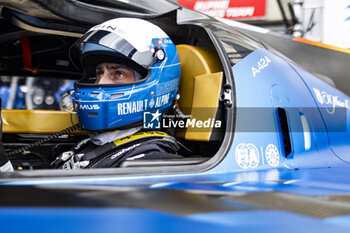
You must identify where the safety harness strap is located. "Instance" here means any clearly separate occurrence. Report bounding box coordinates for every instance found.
[81,131,170,161]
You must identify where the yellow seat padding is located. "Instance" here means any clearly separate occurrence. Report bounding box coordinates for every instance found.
[2,110,80,134]
[185,72,223,141]
[176,45,223,111]
[176,44,223,141]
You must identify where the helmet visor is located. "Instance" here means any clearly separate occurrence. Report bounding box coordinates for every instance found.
[71,30,157,71]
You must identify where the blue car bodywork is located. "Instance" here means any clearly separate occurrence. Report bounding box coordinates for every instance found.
[0,1,350,232]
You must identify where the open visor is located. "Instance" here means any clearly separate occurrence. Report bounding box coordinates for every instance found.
[69,30,157,75]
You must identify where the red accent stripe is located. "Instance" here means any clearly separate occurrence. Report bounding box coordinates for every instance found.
[20,37,39,74]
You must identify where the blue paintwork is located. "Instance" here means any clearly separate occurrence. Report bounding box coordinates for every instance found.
[3,166,350,197]
[217,48,347,173]
[189,211,350,232]
[325,215,350,228]
[291,64,350,164]
[1,208,349,233]
[1,206,350,233]
[0,207,236,233]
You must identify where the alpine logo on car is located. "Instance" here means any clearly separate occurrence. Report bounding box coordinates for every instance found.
[251,56,271,77]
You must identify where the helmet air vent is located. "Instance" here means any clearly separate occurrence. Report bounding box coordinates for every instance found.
[110,93,124,99]
[89,92,100,97]
[88,112,98,117]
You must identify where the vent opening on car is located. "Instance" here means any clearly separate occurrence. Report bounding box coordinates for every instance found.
[277,107,292,158]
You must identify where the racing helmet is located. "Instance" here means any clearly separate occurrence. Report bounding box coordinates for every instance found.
[69,18,181,131]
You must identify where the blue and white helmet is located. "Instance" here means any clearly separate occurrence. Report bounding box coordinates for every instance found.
[69,18,181,131]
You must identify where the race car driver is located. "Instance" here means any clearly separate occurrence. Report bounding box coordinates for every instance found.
[52,18,184,169]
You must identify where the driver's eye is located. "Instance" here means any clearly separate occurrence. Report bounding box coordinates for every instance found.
[115,71,125,78]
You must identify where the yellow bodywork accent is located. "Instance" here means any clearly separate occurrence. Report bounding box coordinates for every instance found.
[293,37,350,54]
[176,44,223,141]
[2,109,79,134]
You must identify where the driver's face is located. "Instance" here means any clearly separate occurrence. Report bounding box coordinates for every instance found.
[95,63,136,84]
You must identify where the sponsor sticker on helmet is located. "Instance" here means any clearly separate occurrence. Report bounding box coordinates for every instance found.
[77,104,100,110]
